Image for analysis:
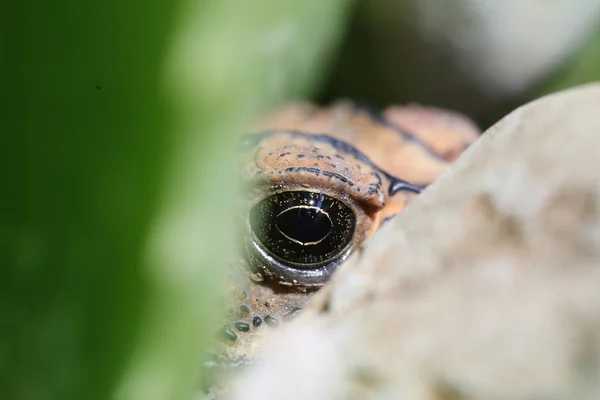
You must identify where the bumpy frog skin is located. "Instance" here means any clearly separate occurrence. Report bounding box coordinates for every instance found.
[204,101,479,383]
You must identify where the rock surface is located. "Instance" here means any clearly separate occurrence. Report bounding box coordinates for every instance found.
[230,83,600,400]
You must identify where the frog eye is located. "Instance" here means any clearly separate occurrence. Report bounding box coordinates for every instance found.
[247,190,359,287]
[250,190,355,267]
[240,131,420,287]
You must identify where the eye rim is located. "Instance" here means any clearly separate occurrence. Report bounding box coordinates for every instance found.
[247,236,353,287]
[244,187,370,287]
[250,191,355,269]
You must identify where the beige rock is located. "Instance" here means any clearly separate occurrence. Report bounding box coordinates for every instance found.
[229,83,600,400]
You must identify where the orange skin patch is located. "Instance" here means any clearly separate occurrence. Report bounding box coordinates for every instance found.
[241,132,389,242]
[212,101,479,367]
[254,101,480,186]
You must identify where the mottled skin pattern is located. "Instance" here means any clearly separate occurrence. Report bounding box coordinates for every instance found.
[202,101,479,393]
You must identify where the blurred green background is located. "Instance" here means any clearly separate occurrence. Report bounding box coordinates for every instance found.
[2,1,599,399]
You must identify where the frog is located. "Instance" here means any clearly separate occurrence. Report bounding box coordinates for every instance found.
[201,100,479,393]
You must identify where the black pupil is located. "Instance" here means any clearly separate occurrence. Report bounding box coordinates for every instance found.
[276,207,332,244]
[250,191,356,268]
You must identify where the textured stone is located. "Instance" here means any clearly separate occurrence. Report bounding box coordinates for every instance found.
[230,83,600,399]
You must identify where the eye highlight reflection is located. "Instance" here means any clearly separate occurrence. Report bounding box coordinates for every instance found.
[250,191,356,268]
[238,128,426,287]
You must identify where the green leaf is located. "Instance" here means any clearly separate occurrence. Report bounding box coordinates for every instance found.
[0,1,354,399]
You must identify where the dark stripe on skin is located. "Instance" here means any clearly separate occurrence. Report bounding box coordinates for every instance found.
[368,171,382,195]
[238,99,447,163]
[389,180,422,195]
[322,170,350,185]
[284,166,320,176]
[372,171,382,184]
[241,130,421,197]
[350,101,449,163]
[317,155,332,160]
